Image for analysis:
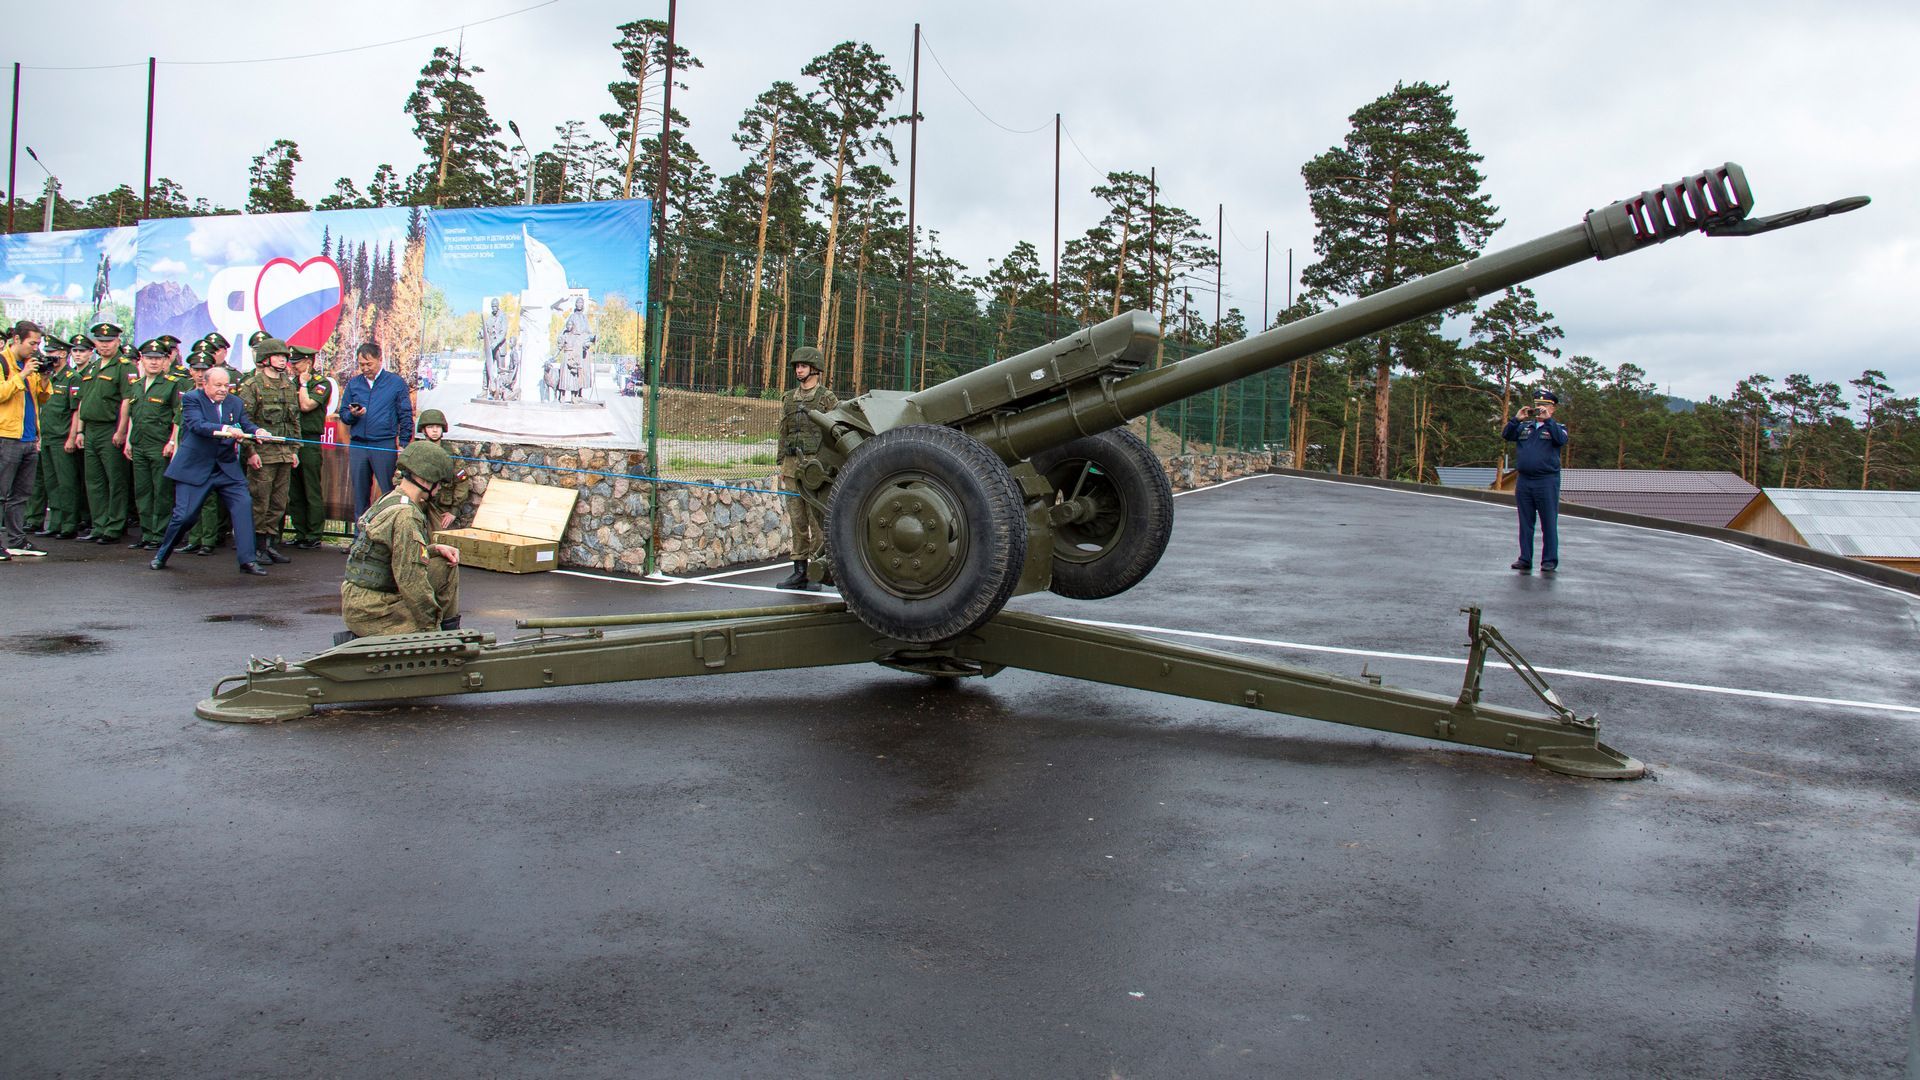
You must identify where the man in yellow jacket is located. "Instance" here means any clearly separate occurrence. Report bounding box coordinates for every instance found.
[0,320,53,559]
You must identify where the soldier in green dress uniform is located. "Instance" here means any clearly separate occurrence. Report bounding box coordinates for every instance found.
[339,440,462,639]
[286,345,334,548]
[123,339,189,549]
[71,320,132,543]
[26,336,78,536]
[776,346,839,589]
[234,336,299,564]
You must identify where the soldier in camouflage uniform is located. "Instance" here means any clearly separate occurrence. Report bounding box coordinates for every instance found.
[776,346,839,590]
[123,340,189,548]
[414,409,472,530]
[235,337,300,563]
[340,440,462,639]
[285,345,334,548]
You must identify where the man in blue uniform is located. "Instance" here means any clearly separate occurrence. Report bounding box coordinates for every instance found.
[1501,388,1568,573]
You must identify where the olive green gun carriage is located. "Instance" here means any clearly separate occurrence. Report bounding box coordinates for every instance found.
[201,164,1867,780]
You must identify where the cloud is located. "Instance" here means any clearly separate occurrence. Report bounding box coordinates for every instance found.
[150,257,188,276]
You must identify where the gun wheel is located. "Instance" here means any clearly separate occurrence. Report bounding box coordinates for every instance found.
[1031,428,1174,600]
[827,425,1027,645]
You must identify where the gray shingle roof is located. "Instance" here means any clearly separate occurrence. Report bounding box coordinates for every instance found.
[1516,470,1761,528]
[1759,489,1920,559]
[1436,466,1498,488]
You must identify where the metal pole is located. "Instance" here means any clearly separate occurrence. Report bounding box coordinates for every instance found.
[1051,113,1060,324]
[645,300,664,576]
[1287,247,1293,308]
[1263,231,1270,328]
[1143,166,1157,447]
[905,23,920,391]
[649,0,677,312]
[7,64,18,232]
[141,58,155,219]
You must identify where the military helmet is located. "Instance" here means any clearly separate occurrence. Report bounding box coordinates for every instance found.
[253,336,291,359]
[395,440,456,487]
[88,320,123,340]
[416,408,449,433]
[790,345,824,372]
[247,330,270,348]
[203,332,230,350]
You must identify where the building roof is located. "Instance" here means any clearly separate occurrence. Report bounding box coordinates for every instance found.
[1435,466,1498,489]
[1755,488,1920,559]
[1497,469,1760,528]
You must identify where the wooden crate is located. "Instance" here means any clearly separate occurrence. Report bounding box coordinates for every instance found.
[433,478,579,574]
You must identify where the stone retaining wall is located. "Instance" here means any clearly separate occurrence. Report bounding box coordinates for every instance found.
[446,439,1277,575]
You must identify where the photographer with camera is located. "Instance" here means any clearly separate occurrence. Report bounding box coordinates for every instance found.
[1501,388,1568,573]
[0,321,53,560]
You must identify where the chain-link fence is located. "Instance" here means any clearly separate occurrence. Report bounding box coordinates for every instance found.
[644,235,1290,480]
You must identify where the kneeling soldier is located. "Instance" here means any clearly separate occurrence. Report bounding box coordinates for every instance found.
[341,440,462,638]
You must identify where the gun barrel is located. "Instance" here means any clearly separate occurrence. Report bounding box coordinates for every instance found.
[964,163,1756,462]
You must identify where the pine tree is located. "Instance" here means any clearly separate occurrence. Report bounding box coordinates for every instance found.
[1301,81,1501,478]
[1469,285,1563,419]
[405,44,511,207]
[246,139,310,214]
[799,41,905,350]
[728,80,817,346]
[603,19,701,200]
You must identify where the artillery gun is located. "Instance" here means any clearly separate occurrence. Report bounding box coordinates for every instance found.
[200,164,1866,779]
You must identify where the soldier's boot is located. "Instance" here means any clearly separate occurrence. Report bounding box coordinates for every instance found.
[258,534,293,565]
[777,559,814,590]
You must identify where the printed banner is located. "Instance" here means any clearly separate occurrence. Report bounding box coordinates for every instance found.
[422,200,650,447]
[133,206,422,382]
[0,226,138,339]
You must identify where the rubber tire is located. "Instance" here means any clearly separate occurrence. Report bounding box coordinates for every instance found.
[1030,428,1174,600]
[827,425,1027,644]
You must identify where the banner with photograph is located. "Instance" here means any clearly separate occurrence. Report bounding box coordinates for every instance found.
[0,226,138,339]
[421,200,650,447]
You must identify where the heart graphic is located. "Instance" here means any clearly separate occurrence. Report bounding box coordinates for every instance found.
[253,256,344,350]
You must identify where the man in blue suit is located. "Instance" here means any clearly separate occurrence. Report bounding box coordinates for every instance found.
[151,367,281,576]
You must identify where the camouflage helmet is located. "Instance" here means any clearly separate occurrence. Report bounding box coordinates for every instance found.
[790,345,824,372]
[416,408,449,433]
[395,440,456,488]
[253,336,291,359]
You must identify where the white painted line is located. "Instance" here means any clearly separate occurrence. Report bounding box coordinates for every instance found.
[1063,616,1920,719]
[556,566,835,599]
[1170,473,1275,498]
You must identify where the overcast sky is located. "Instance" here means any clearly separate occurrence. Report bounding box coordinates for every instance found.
[6,0,1912,404]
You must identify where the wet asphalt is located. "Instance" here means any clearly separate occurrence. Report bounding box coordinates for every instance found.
[2,472,1915,1078]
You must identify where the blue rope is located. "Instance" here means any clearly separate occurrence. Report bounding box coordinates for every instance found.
[267,435,793,499]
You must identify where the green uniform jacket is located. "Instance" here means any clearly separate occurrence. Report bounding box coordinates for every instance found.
[235,370,300,464]
[297,374,333,440]
[39,365,81,440]
[125,371,188,447]
[74,354,127,425]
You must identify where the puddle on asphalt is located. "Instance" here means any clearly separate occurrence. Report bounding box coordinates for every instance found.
[202,613,292,629]
[4,632,108,655]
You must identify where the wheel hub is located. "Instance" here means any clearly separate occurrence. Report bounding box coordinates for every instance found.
[861,479,962,596]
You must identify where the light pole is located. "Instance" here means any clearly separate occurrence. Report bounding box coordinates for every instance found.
[507,121,535,206]
[24,145,56,231]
